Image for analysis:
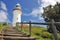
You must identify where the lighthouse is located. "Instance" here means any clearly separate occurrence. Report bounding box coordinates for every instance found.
[12,3,22,27]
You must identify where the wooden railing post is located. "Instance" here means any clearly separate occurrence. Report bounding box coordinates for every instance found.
[16,23,18,27]
[29,21,32,36]
[21,22,23,32]
[51,19,59,40]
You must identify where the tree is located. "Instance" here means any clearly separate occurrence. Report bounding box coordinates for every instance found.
[42,2,60,32]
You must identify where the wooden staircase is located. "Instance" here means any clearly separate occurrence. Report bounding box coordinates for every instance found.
[0,27,37,40]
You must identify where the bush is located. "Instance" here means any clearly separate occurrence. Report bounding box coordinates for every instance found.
[35,33,40,36]
[42,32,51,38]
[58,34,60,39]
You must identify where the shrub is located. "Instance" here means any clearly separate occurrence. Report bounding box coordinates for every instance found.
[35,33,40,36]
[42,32,51,38]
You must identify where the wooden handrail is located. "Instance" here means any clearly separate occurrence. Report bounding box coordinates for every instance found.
[17,22,60,25]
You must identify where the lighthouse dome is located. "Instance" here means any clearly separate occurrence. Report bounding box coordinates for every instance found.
[16,3,20,7]
[13,3,21,10]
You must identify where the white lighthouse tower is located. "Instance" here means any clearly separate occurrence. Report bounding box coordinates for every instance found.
[12,3,22,27]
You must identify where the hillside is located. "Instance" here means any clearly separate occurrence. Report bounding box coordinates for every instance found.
[17,26,60,40]
[0,23,60,40]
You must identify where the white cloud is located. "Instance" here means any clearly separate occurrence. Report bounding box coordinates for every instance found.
[41,0,56,7]
[0,10,7,22]
[0,1,8,22]
[1,1,7,11]
[40,0,60,8]
[30,8,40,17]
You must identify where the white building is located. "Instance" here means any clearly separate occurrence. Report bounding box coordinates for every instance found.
[12,3,22,27]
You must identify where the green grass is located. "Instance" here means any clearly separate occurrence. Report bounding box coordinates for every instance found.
[0,23,8,31]
[17,26,60,40]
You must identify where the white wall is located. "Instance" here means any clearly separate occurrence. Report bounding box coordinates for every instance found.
[12,13,21,27]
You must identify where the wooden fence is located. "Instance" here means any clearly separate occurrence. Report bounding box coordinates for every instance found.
[16,19,60,40]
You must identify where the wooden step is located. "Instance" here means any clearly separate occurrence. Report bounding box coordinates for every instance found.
[0,33,28,37]
[3,29,17,32]
[0,36,37,40]
[3,32,24,34]
[0,27,37,40]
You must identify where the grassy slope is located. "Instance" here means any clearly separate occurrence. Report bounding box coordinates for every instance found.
[17,26,60,40]
[0,23,8,31]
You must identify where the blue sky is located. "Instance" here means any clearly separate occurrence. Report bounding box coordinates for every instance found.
[0,0,45,23]
[0,0,60,24]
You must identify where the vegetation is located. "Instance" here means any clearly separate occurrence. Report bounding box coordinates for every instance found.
[0,23,60,40]
[42,2,60,32]
[17,26,60,40]
[0,23,8,31]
